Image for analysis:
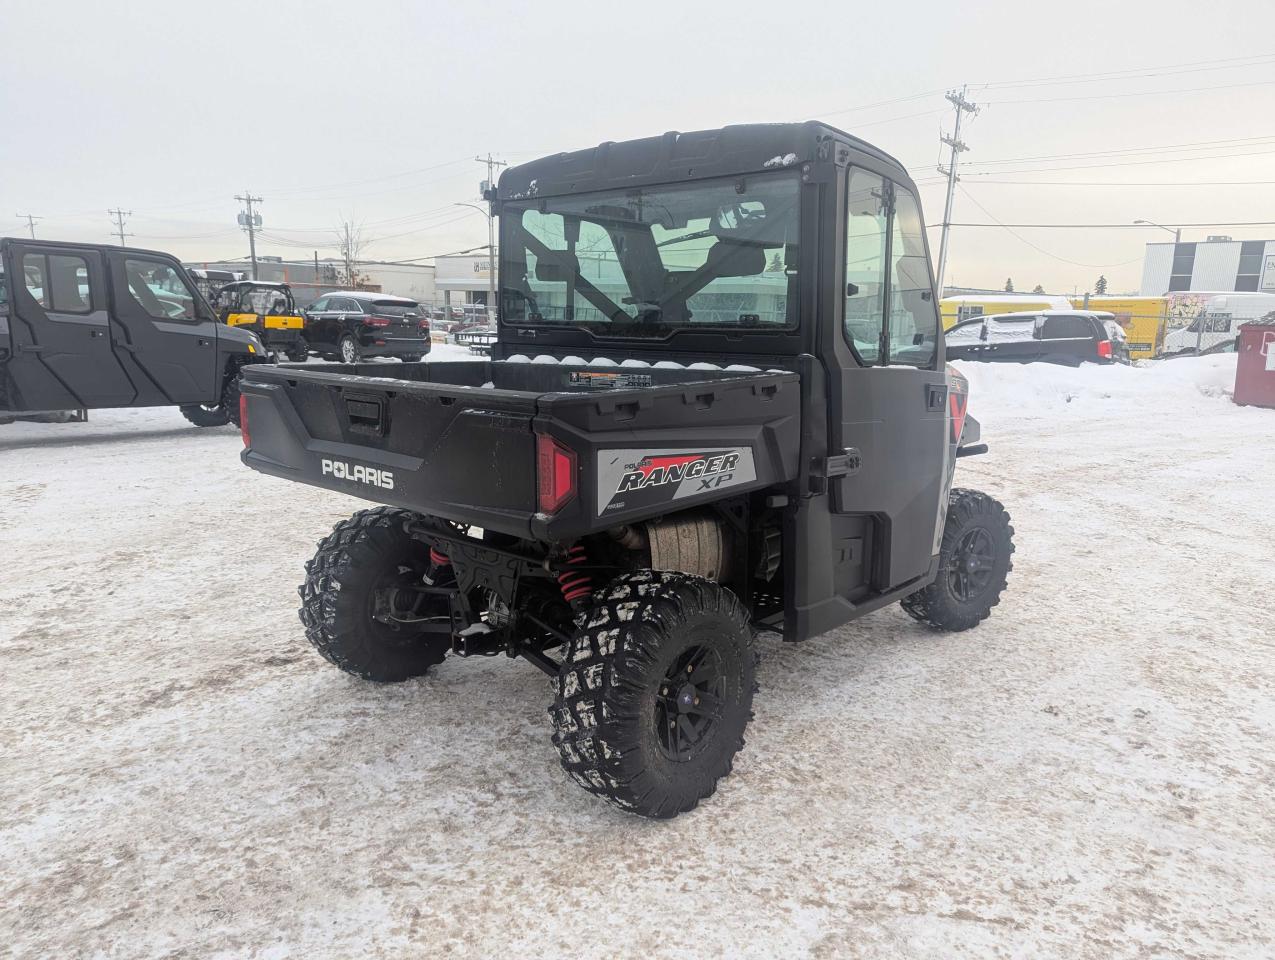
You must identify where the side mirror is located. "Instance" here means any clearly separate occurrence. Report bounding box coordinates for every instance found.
[846,282,859,297]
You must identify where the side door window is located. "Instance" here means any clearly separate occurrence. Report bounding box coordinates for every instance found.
[885,185,938,368]
[843,169,888,364]
[22,252,95,313]
[123,259,197,321]
[309,297,329,313]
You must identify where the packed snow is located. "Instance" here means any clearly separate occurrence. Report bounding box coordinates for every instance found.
[1,354,1272,959]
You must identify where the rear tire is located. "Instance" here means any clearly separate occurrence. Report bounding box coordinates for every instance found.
[339,335,360,363]
[399,353,423,363]
[901,488,1014,631]
[285,339,309,363]
[549,571,757,819]
[298,507,451,682]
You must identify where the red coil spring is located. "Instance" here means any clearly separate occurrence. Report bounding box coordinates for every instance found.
[557,543,593,605]
[429,547,450,567]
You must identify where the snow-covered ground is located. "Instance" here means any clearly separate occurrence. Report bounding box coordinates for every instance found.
[1,354,1272,959]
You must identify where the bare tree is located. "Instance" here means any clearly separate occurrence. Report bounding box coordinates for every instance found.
[335,221,374,289]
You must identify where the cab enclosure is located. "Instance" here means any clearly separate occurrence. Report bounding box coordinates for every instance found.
[0,237,262,415]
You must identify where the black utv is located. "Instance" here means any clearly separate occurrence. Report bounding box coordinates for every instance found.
[238,122,1016,818]
[0,238,267,427]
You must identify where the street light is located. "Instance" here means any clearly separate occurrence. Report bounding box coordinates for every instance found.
[455,202,495,325]
[1134,218,1181,244]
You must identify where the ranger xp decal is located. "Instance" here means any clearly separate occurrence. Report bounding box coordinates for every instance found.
[596,448,756,516]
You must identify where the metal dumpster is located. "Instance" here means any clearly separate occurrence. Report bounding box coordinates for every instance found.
[1234,314,1275,410]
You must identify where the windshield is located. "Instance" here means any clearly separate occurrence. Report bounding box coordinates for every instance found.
[229,287,293,315]
[500,173,800,337]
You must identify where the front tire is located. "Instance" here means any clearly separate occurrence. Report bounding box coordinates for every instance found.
[298,507,451,682]
[178,372,243,428]
[901,488,1014,631]
[550,571,757,819]
[178,402,231,427]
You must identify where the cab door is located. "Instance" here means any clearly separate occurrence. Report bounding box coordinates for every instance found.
[829,170,947,592]
[106,251,219,404]
[0,240,135,411]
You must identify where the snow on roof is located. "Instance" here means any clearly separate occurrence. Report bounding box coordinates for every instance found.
[956,309,1110,321]
[942,294,1071,305]
[321,290,417,302]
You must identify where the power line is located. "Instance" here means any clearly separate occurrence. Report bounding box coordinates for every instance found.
[982,78,1275,105]
[951,185,1148,270]
[108,208,132,245]
[974,52,1275,90]
[931,219,1275,229]
[929,178,1275,187]
[955,134,1275,168]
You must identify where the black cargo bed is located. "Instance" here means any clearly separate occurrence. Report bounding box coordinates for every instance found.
[239,358,801,539]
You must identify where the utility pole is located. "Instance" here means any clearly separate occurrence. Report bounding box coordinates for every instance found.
[235,192,263,279]
[15,213,41,239]
[935,87,978,298]
[341,222,354,288]
[474,153,507,322]
[108,208,133,246]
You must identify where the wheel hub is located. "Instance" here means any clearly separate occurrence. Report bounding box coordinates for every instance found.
[949,526,996,602]
[676,685,698,712]
[655,644,724,760]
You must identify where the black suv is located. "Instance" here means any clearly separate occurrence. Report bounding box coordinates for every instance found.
[303,291,431,362]
[945,310,1129,366]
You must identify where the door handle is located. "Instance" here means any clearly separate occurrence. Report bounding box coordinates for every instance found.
[90,329,104,338]
[926,384,948,412]
[197,338,210,347]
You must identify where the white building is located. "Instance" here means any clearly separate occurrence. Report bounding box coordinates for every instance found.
[1140,237,1275,295]
[434,252,497,311]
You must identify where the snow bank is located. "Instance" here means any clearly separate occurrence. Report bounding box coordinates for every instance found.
[955,355,1244,431]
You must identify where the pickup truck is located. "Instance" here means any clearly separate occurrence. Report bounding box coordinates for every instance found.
[239,121,1015,819]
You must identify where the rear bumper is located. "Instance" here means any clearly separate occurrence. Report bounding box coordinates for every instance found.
[357,335,431,357]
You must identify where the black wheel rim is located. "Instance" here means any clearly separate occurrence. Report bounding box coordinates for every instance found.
[948,526,996,602]
[655,644,725,761]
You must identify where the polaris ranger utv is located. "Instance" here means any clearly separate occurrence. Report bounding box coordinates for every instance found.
[238,122,1015,818]
[0,238,266,427]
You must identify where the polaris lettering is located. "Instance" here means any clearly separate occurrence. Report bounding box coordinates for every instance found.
[320,458,395,490]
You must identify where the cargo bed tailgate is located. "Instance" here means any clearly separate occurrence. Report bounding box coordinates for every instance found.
[239,364,540,534]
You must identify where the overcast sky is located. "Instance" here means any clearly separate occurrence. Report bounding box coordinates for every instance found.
[2,0,1273,294]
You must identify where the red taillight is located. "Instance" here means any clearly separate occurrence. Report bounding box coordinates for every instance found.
[1097,339,1112,359]
[537,434,577,514]
[239,393,250,447]
[364,316,391,328]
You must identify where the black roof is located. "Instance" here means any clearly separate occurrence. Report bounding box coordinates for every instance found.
[497,121,912,201]
[0,236,183,261]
